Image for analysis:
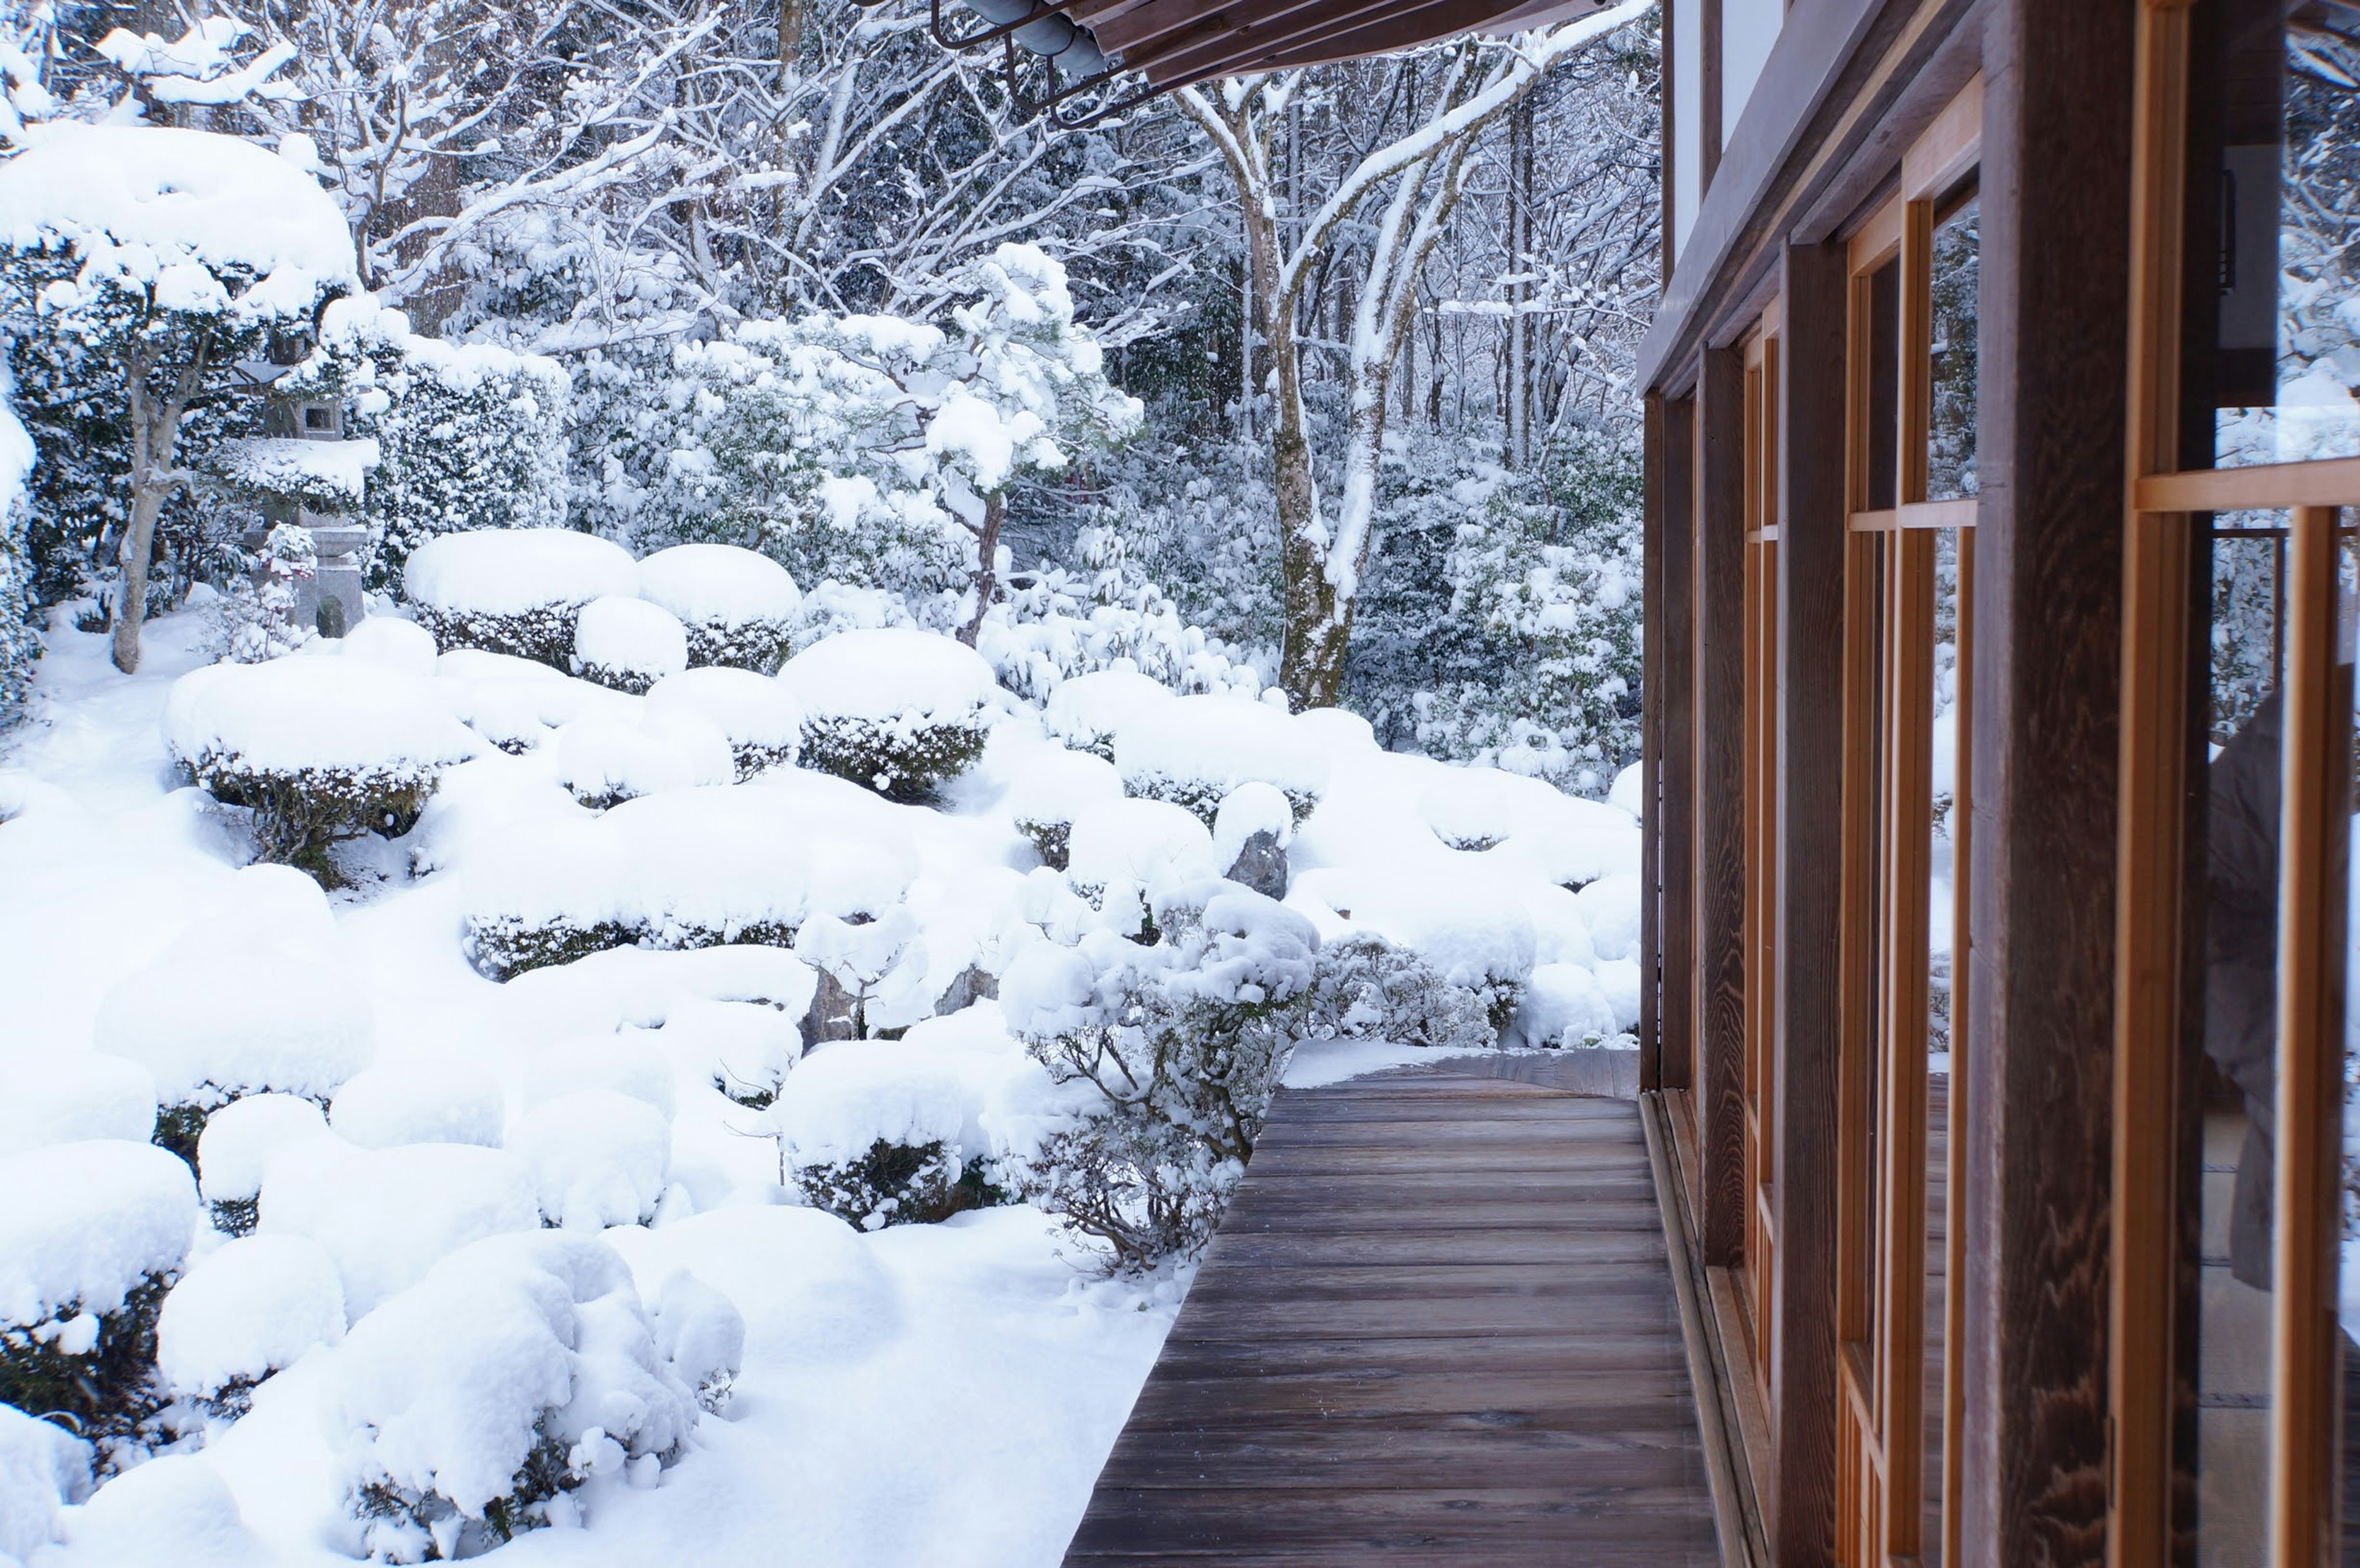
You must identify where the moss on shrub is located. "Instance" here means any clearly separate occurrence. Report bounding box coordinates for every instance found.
[799,715,989,804]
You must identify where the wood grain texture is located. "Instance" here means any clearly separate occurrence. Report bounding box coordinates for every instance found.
[1697,345,1753,1271]
[1961,4,2136,1564]
[1662,396,1699,1097]
[1643,391,1668,1092]
[1060,1067,1721,1565]
[1769,236,1851,1568]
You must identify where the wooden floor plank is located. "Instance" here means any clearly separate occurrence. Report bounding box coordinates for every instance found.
[1058,1065,1721,1566]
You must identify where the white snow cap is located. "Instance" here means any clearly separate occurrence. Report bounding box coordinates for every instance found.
[637,543,801,629]
[155,1233,345,1398]
[1575,874,1640,963]
[0,1051,158,1155]
[574,595,689,686]
[0,1403,91,1564]
[1003,743,1123,827]
[329,1058,506,1150]
[1213,780,1295,865]
[404,528,639,618]
[645,665,802,766]
[779,627,999,722]
[649,1271,744,1406]
[0,126,357,320]
[553,708,736,807]
[1607,761,1644,815]
[1294,705,1379,753]
[524,1030,677,1120]
[511,1089,672,1230]
[0,1140,198,1327]
[1516,963,1620,1048]
[1040,668,1173,752]
[93,952,372,1108]
[339,615,441,678]
[326,1230,697,1536]
[194,1092,330,1206]
[162,656,480,779]
[257,1140,540,1317]
[1065,796,1218,893]
[779,1007,1069,1171]
[1115,694,1330,808]
[53,1453,267,1568]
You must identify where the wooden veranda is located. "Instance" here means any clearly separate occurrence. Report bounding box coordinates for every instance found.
[1061,1057,1731,1565]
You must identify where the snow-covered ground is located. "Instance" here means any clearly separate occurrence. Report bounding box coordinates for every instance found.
[0,587,1640,1567]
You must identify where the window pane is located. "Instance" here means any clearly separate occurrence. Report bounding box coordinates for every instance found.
[1867,261,1900,511]
[2192,4,2360,469]
[1927,197,1980,502]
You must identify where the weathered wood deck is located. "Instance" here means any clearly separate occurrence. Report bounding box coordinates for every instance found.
[1061,1060,1725,1566]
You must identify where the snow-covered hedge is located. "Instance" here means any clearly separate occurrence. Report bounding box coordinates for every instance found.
[1063,797,1218,933]
[1300,934,1495,1051]
[0,1053,158,1157]
[0,1401,91,1563]
[154,1233,345,1416]
[0,1140,199,1444]
[0,359,39,726]
[1039,668,1174,760]
[163,657,481,871]
[779,629,999,802]
[329,1060,507,1151]
[552,710,736,809]
[572,595,687,694]
[404,529,638,668]
[645,666,801,780]
[329,1231,700,1561]
[258,1140,541,1319]
[93,953,372,1160]
[1114,695,1328,827]
[194,1092,332,1236]
[1003,745,1123,871]
[636,544,801,673]
[511,1089,672,1231]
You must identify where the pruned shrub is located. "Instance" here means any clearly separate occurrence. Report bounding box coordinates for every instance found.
[327,1231,698,1562]
[649,1274,744,1417]
[155,1234,345,1419]
[572,595,688,694]
[1004,745,1123,871]
[194,1093,333,1236]
[1002,886,1320,1272]
[1300,933,1496,1051]
[163,658,481,874]
[257,1140,540,1319]
[0,1402,92,1562]
[0,1140,199,1452]
[644,666,801,780]
[1040,668,1174,760]
[551,711,735,809]
[510,1089,672,1231]
[403,529,638,669]
[795,1138,998,1232]
[1063,798,1219,931]
[637,544,801,673]
[1514,962,1626,1049]
[780,629,997,802]
[1114,694,1328,827]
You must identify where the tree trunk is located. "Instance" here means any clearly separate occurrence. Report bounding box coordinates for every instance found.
[110,344,198,675]
[958,491,1006,648]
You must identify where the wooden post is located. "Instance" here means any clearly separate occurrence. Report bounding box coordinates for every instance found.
[1960,2,2138,1562]
[1643,391,1667,1092]
[1771,236,1849,1568]
[1663,394,1699,1100]
[1698,345,1751,1268]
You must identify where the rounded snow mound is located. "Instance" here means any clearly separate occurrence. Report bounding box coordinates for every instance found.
[0,125,358,315]
[258,1139,540,1318]
[162,656,479,780]
[339,615,440,678]
[1418,766,1640,887]
[572,595,688,694]
[523,1032,675,1121]
[1115,694,1329,826]
[1515,962,1621,1048]
[155,1233,345,1399]
[1041,668,1174,757]
[329,1058,506,1150]
[0,1403,91,1564]
[0,1140,198,1327]
[1575,874,1641,962]
[638,544,801,673]
[0,1051,158,1156]
[57,1454,265,1567]
[1004,744,1123,870]
[94,952,372,1111]
[781,628,999,723]
[1066,796,1219,899]
[553,708,736,809]
[511,1088,672,1230]
[404,530,639,620]
[195,1092,331,1210]
[645,665,801,779]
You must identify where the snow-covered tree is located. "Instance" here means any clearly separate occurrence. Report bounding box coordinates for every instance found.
[0,355,36,723]
[0,124,359,672]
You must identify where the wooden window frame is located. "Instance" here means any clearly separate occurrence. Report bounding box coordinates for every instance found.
[1835,76,1980,1568]
[2111,6,2360,1566]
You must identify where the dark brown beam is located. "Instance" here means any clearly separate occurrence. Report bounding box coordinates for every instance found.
[1204,0,1550,76]
[1641,391,1667,1094]
[1957,2,2136,1564]
[1769,236,1847,1568]
[1694,343,1748,1271]
[1659,393,1697,1100]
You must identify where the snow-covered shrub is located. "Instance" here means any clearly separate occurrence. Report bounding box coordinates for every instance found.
[0,1140,198,1445]
[553,710,736,809]
[258,1140,540,1318]
[572,595,687,694]
[1299,934,1495,1051]
[0,1402,92,1562]
[1040,668,1174,759]
[664,997,808,1110]
[317,307,570,589]
[648,1273,744,1416]
[976,551,1262,706]
[403,529,637,668]
[194,1092,331,1236]
[1064,798,1220,937]
[793,907,933,1041]
[1293,873,1537,1040]
[1576,873,1640,962]
[1005,745,1123,870]
[0,359,37,726]
[510,1090,672,1231]
[525,1032,677,1121]
[644,666,801,779]
[433,647,608,755]
[329,1060,507,1150]
[329,1231,698,1561]
[93,953,372,1161]
[342,615,441,677]
[1415,766,1639,888]
[1212,781,1294,898]
[1515,962,1622,1049]
[207,521,317,664]
[1114,695,1328,827]
[154,1234,344,1417]
[780,629,999,802]
[637,544,801,673]
[0,1053,157,1156]
[162,657,481,871]
[1004,888,1319,1271]
[50,1451,269,1562]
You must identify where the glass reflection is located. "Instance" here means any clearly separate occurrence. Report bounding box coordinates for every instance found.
[1927,197,1979,502]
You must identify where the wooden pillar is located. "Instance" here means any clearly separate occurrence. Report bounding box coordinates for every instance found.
[1961,2,2137,1563]
[1643,393,1666,1091]
[1696,345,1750,1268]
[1661,394,1699,1098]
[1769,236,1847,1568]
